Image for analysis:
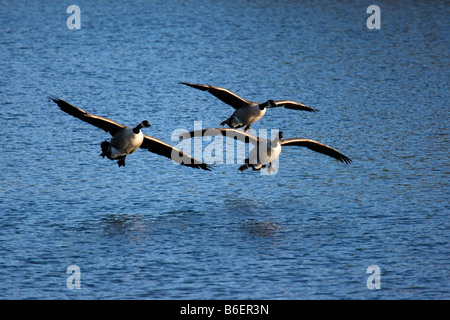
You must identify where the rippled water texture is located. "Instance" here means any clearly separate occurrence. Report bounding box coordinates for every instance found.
[0,0,448,299]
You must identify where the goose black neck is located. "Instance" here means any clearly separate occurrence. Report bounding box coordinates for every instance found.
[133,126,142,134]
[259,102,269,110]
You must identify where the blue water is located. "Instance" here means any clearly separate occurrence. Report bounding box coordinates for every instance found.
[0,0,448,299]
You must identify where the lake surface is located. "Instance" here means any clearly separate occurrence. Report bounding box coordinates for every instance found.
[0,0,448,299]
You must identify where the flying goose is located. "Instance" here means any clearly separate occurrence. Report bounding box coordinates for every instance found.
[179,128,351,173]
[50,97,210,170]
[180,82,317,131]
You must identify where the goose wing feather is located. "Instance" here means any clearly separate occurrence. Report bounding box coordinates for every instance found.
[272,100,317,112]
[280,138,351,163]
[140,135,211,170]
[178,127,260,145]
[50,97,125,136]
[181,83,251,109]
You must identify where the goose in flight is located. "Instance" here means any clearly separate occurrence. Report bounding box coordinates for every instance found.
[180,82,317,131]
[50,97,210,170]
[179,128,351,173]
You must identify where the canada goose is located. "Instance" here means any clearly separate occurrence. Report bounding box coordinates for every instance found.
[179,128,351,173]
[50,97,210,170]
[180,82,317,131]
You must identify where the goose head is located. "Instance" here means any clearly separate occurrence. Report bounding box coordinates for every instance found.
[140,120,151,128]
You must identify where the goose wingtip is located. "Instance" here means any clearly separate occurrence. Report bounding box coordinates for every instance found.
[341,156,352,164]
[202,165,212,171]
[49,95,59,102]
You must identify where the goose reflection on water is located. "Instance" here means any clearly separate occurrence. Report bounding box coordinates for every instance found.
[101,214,148,238]
[244,220,280,237]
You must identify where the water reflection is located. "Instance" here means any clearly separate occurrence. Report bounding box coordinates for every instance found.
[243,220,280,237]
[101,214,147,238]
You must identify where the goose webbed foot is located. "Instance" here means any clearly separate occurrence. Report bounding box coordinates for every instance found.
[100,140,111,158]
[117,157,126,167]
[238,163,249,172]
